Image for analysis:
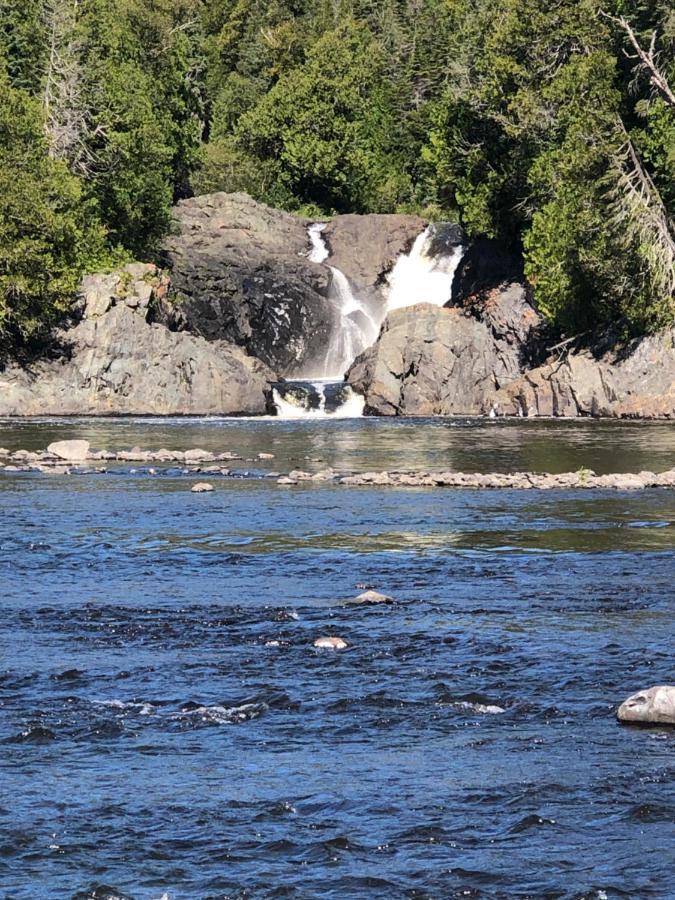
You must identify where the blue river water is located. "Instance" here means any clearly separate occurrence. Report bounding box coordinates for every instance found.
[1,418,674,899]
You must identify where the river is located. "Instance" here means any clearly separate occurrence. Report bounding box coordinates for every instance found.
[1,418,674,898]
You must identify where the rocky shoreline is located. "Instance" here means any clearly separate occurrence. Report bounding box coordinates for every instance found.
[1,442,674,491]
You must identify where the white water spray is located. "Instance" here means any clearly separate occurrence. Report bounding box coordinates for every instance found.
[308,223,330,264]
[386,226,465,312]
[272,381,365,419]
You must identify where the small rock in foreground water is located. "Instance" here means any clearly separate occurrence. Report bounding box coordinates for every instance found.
[314,636,348,650]
[351,590,394,605]
[617,685,675,725]
[191,482,214,493]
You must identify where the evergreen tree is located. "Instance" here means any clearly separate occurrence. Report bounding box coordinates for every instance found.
[0,70,107,351]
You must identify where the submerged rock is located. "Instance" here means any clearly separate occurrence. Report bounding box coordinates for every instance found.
[617,685,675,725]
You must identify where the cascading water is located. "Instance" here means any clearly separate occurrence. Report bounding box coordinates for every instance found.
[308,224,379,379]
[272,222,465,420]
[272,381,365,419]
[385,226,465,312]
[272,224,376,419]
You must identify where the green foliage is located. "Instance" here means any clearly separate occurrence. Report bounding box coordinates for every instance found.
[0,71,108,349]
[0,0,674,350]
[425,0,675,335]
[236,21,401,213]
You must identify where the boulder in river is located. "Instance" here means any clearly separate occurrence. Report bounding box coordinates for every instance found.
[47,440,90,461]
[350,590,394,605]
[347,297,539,416]
[617,685,675,725]
[314,636,348,650]
[191,483,215,493]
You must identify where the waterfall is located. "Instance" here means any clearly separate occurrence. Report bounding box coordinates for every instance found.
[385,226,465,312]
[272,381,366,419]
[306,224,379,380]
[271,221,465,420]
[308,223,329,264]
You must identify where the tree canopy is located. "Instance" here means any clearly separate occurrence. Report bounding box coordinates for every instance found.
[0,0,673,348]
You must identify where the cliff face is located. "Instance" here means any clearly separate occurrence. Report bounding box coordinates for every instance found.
[0,264,274,417]
[158,193,426,378]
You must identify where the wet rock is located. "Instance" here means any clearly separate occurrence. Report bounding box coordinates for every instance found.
[277,476,298,485]
[288,470,312,480]
[336,468,675,490]
[314,636,348,650]
[617,686,675,725]
[258,452,275,460]
[184,449,215,464]
[0,264,274,417]
[311,468,337,482]
[191,482,214,493]
[47,440,90,461]
[351,590,394,605]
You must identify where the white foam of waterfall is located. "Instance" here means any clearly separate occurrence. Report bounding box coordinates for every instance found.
[306,223,379,380]
[308,223,329,263]
[386,226,465,312]
[272,382,366,419]
[323,267,379,378]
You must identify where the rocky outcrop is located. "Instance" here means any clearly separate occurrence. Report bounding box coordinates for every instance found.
[492,327,675,418]
[159,192,336,377]
[322,213,426,294]
[347,286,542,416]
[0,264,274,416]
[159,195,430,377]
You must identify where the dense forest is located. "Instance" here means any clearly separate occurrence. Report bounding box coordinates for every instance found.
[1,0,674,353]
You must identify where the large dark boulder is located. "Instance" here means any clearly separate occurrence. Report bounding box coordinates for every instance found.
[159,193,336,378]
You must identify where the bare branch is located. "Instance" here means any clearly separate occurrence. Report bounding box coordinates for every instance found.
[601,12,675,109]
[605,118,675,303]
